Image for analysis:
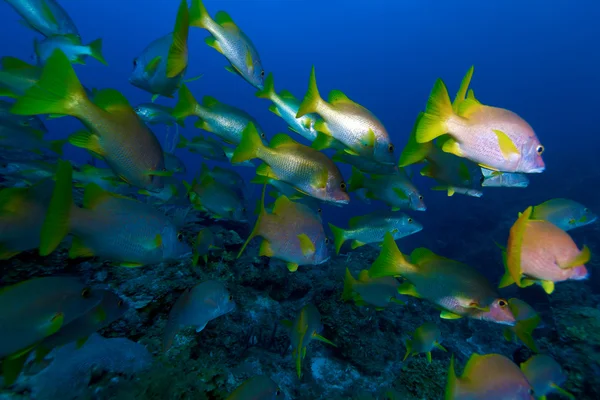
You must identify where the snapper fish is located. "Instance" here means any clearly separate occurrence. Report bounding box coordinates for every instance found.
[403,322,447,363]
[415,66,545,173]
[33,35,107,66]
[480,167,530,188]
[342,268,404,309]
[226,375,283,400]
[531,198,597,231]
[4,0,80,38]
[520,355,574,400]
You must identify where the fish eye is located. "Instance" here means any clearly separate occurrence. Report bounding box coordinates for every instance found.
[133,58,137,67]
[260,70,265,77]
[479,176,485,184]
[276,389,281,395]
[134,107,140,113]
[228,295,233,301]
[498,299,507,308]
[325,238,329,244]
[418,195,423,200]
[584,208,589,212]
[536,145,544,155]
[81,288,91,298]
[317,208,322,214]
[388,143,394,152]
[177,232,183,241]
[408,218,413,223]
[260,132,266,138]
[117,299,124,307]
[340,182,346,190]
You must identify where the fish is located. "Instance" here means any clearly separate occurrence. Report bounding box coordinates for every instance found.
[177,134,229,162]
[415,66,545,173]
[0,160,55,186]
[370,233,516,325]
[446,354,534,400]
[189,0,265,89]
[403,322,447,363]
[42,175,191,266]
[232,123,349,204]
[332,151,399,175]
[202,164,245,190]
[0,118,65,156]
[173,84,265,145]
[296,66,395,165]
[33,35,107,66]
[520,355,574,400]
[134,103,184,126]
[226,375,283,400]
[238,191,329,272]
[531,198,597,231]
[0,57,42,98]
[193,227,219,266]
[71,164,126,191]
[342,268,404,309]
[329,210,422,254]
[11,50,168,191]
[503,298,541,353]
[250,174,323,212]
[185,173,247,222]
[0,99,47,132]
[281,304,336,378]
[163,280,235,351]
[0,160,72,259]
[0,276,102,359]
[129,0,191,99]
[164,152,186,174]
[348,167,426,211]
[255,73,319,142]
[500,206,591,294]
[480,167,530,188]
[4,0,80,38]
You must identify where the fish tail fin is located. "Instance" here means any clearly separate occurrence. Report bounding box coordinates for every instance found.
[348,166,365,192]
[342,268,357,301]
[328,223,347,254]
[11,50,87,118]
[296,66,323,118]
[39,160,73,256]
[368,232,412,278]
[237,184,268,258]
[87,38,108,66]
[172,84,199,120]
[167,0,190,78]
[415,79,453,143]
[445,355,458,400]
[398,112,433,167]
[255,72,276,99]
[231,122,264,163]
[403,339,412,361]
[189,0,212,29]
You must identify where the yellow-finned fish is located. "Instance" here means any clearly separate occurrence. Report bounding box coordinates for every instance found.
[11,50,168,191]
[520,355,574,400]
[531,198,597,231]
[403,322,446,363]
[342,268,404,309]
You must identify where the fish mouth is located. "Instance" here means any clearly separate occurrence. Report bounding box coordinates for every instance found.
[527,166,545,173]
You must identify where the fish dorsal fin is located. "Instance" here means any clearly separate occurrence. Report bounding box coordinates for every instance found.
[452,65,474,113]
[93,89,132,112]
[269,133,297,148]
[83,183,113,209]
[348,215,362,228]
[279,90,296,100]
[1,56,35,71]
[273,195,293,215]
[328,89,353,105]
[457,97,481,118]
[145,55,162,75]
[466,89,480,103]
[410,247,439,264]
[214,11,237,28]
[357,270,370,282]
[202,95,219,108]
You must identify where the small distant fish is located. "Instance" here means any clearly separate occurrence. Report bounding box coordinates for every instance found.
[329,210,422,254]
[0,276,102,359]
[342,268,404,309]
[4,0,80,38]
[189,0,265,89]
[185,173,246,221]
[403,322,447,363]
[296,66,395,165]
[193,227,219,266]
[0,160,55,185]
[163,280,235,351]
[446,354,534,400]
[12,50,167,191]
[232,123,349,204]
[370,233,515,325]
[255,73,319,142]
[416,66,545,173]
[173,84,265,145]
[177,133,229,162]
[520,355,574,400]
[503,298,541,353]
[34,35,107,66]
[135,103,184,126]
[500,206,590,294]
[531,198,597,231]
[0,118,65,156]
[0,100,47,132]
[130,0,192,99]
[480,167,529,188]
[226,375,283,400]
[281,304,336,378]
[0,56,42,98]
[238,191,329,272]
[203,164,244,189]
[332,150,398,175]
[72,164,126,191]
[164,152,186,174]
[348,167,426,211]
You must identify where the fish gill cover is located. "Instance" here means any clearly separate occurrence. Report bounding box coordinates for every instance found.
[0,0,598,399]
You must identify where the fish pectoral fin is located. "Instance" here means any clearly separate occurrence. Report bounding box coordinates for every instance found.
[392,187,408,200]
[350,240,366,249]
[313,119,331,135]
[151,94,160,102]
[441,137,464,157]
[204,36,223,54]
[558,245,590,269]
[268,104,282,117]
[287,262,299,272]
[245,49,253,71]
[343,148,360,156]
[492,129,520,160]
[145,55,162,75]
[440,310,463,320]
[68,130,104,156]
[549,383,575,400]
[297,234,316,257]
[397,281,420,298]
[311,131,335,151]
[465,301,490,312]
[259,239,274,257]
[225,65,242,77]
[116,262,145,268]
[360,129,376,148]
[69,237,95,258]
[389,297,405,306]
[312,332,337,347]
[433,341,447,352]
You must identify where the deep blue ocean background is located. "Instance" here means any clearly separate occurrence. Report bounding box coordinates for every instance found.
[1,1,600,398]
